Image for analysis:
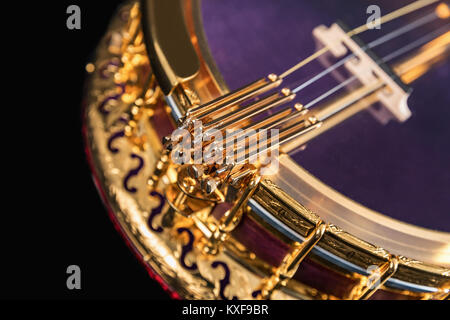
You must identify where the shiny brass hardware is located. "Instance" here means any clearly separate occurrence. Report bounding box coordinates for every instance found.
[353,256,399,300]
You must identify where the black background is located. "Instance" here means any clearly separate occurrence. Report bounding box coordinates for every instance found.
[2,1,169,299]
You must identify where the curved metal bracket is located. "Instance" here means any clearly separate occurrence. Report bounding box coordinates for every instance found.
[141,0,200,94]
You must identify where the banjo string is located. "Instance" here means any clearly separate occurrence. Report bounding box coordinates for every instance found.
[300,23,450,112]
[185,1,449,162]
[279,0,440,79]
[187,1,446,128]
[291,9,440,94]
[197,2,447,132]
[215,25,449,162]
[207,20,449,138]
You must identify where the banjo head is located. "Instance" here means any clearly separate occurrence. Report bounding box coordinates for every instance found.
[83,0,450,299]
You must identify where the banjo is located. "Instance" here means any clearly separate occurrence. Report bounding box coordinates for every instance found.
[83,0,450,299]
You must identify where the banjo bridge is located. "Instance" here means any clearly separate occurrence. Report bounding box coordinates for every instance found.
[313,22,412,122]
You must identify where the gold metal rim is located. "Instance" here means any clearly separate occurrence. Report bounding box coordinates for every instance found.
[83,0,450,299]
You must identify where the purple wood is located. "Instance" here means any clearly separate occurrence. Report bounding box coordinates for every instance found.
[294,257,361,299]
[231,214,292,267]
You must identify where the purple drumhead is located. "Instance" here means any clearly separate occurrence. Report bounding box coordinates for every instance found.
[201,0,450,232]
